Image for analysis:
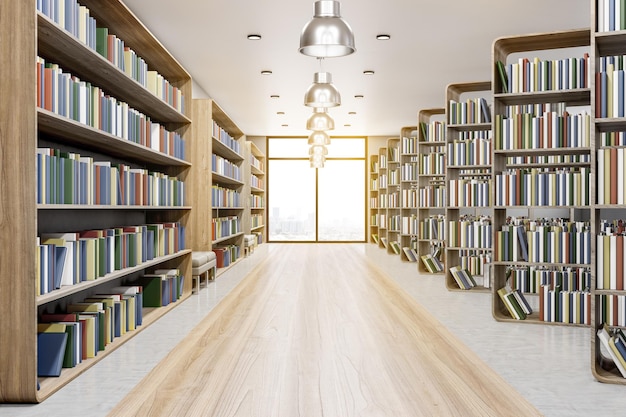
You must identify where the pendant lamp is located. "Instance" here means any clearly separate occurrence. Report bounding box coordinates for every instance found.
[304,72,341,107]
[299,1,355,58]
[308,130,331,146]
[309,145,329,156]
[306,108,335,131]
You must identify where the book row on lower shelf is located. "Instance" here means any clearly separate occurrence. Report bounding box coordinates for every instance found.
[36,148,185,206]
[36,57,186,160]
[212,216,241,241]
[212,154,242,181]
[37,222,185,296]
[212,185,241,207]
[37,269,184,378]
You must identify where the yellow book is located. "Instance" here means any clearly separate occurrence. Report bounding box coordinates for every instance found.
[38,323,67,333]
[78,314,96,358]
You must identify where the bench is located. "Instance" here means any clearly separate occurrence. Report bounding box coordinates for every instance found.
[191,251,217,293]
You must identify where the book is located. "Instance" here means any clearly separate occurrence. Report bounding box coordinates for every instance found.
[37,332,68,377]
[496,60,509,93]
[497,287,527,320]
[597,324,626,378]
[449,266,475,290]
[402,247,417,262]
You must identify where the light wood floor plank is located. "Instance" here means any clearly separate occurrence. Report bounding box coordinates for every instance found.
[108,244,543,417]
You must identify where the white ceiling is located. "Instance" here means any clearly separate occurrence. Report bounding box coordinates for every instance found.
[123,0,590,138]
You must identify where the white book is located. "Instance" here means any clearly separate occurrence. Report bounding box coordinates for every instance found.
[611,234,618,289]
[597,235,605,290]
[598,149,605,204]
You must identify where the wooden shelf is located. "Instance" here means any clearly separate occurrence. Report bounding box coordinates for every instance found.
[213,138,244,162]
[493,88,591,106]
[211,172,245,187]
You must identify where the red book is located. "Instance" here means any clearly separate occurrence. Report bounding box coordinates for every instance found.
[39,313,78,323]
[44,67,53,111]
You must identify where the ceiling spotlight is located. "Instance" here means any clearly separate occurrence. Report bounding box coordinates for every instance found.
[308,130,331,145]
[247,34,262,40]
[363,70,375,75]
[277,111,285,115]
[307,108,335,131]
[270,95,280,99]
[344,124,351,127]
[299,1,356,58]
[376,34,390,40]
[304,72,341,107]
[261,70,273,75]
[348,111,356,115]
[281,124,289,127]
[354,94,364,99]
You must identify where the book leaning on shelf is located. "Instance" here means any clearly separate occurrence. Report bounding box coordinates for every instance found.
[597,324,626,378]
[449,266,476,290]
[497,284,532,320]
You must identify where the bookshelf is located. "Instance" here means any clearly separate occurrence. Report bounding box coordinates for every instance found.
[369,154,380,244]
[209,101,246,275]
[1,0,193,402]
[445,82,493,292]
[377,147,389,250]
[417,108,447,274]
[490,28,593,326]
[248,141,266,245]
[400,127,419,262]
[386,137,402,256]
[591,0,626,385]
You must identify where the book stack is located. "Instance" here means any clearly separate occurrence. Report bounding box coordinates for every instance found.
[421,253,444,273]
[597,324,626,378]
[448,97,491,125]
[449,266,477,290]
[497,286,532,320]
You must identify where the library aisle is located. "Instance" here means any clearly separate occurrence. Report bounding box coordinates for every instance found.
[2,244,626,416]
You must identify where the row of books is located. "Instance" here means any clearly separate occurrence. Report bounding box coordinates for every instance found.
[388,241,401,255]
[448,97,491,125]
[419,152,445,175]
[37,284,144,376]
[595,66,626,118]
[419,215,446,240]
[497,286,533,320]
[421,253,444,273]
[370,178,378,191]
[212,216,241,241]
[37,1,185,114]
[538,285,591,324]
[370,197,378,209]
[508,265,591,294]
[401,136,418,154]
[449,266,477,290]
[493,111,591,151]
[251,214,264,229]
[599,131,626,146]
[598,147,626,204]
[370,215,378,227]
[506,154,590,165]
[213,121,240,154]
[251,194,265,208]
[379,214,387,229]
[597,324,626,379]
[213,245,241,268]
[402,246,419,262]
[597,0,626,32]
[447,137,492,167]
[379,192,400,208]
[37,222,185,296]
[448,179,491,207]
[597,234,626,290]
[388,147,400,162]
[418,185,446,207]
[36,149,185,206]
[495,223,591,264]
[496,54,590,94]
[458,251,492,277]
[448,217,492,248]
[401,215,418,235]
[598,295,626,328]
[400,161,419,181]
[212,185,241,208]
[250,174,264,190]
[378,154,387,169]
[37,58,186,160]
[212,154,242,181]
[494,167,591,206]
[250,154,264,172]
[419,121,446,142]
[387,215,401,232]
[402,189,418,208]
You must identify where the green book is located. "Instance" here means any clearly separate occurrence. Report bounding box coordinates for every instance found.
[496,60,508,93]
[95,27,109,58]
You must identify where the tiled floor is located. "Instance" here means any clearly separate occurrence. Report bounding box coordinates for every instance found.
[1,243,625,416]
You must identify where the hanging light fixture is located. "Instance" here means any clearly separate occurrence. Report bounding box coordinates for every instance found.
[308,130,331,145]
[299,1,355,58]
[309,145,328,156]
[306,108,335,131]
[304,72,341,107]
[310,154,325,168]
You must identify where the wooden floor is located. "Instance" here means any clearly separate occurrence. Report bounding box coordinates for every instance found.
[108,244,542,417]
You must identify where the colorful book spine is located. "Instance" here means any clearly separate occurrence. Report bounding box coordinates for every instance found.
[597,148,626,204]
[212,216,241,240]
[418,185,446,207]
[211,185,241,208]
[447,137,492,166]
[503,54,590,94]
[597,294,626,327]
[448,179,491,207]
[419,121,446,142]
[401,215,418,235]
[388,215,401,232]
[212,121,240,153]
[401,159,419,181]
[401,188,418,208]
[419,215,446,240]
[448,217,492,248]
[212,154,242,180]
[401,136,418,154]
[597,0,626,33]
[419,151,445,175]
[448,97,491,124]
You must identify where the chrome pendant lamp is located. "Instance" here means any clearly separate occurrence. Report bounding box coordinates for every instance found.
[304,72,341,107]
[306,108,335,131]
[299,1,356,58]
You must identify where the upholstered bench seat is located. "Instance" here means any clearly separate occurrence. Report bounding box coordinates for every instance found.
[191,251,217,293]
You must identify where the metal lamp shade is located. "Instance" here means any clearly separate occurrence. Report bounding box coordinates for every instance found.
[309,145,329,156]
[308,130,331,145]
[304,72,341,107]
[306,109,335,131]
[299,1,355,58]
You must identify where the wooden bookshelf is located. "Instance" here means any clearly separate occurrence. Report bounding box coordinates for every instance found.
[248,141,266,245]
[591,0,626,385]
[445,81,493,292]
[369,154,380,244]
[385,137,402,256]
[490,28,593,326]
[377,147,389,250]
[0,0,193,403]
[417,108,447,275]
[399,127,419,262]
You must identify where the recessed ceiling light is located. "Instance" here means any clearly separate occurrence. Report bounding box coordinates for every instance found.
[247,34,262,40]
[344,124,352,127]
[354,94,364,99]
[363,70,375,75]
[270,95,280,99]
[376,34,391,40]
[281,124,288,127]
[261,70,272,75]
[348,111,356,115]
[277,111,285,115]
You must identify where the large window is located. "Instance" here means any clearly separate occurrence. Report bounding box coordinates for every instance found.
[268,137,366,242]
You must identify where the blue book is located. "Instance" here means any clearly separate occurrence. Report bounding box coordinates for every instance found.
[37,332,68,377]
